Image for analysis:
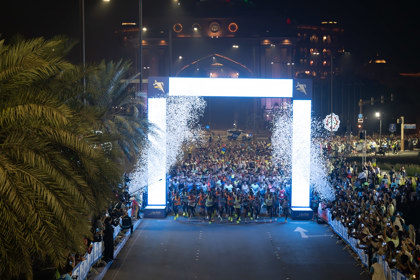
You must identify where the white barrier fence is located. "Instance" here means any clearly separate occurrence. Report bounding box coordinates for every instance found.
[71,209,132,280]
[324,210,409,280]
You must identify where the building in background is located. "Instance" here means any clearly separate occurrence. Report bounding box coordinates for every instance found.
[116,16,393,134]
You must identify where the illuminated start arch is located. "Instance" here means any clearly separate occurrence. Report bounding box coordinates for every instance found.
[146,77,313,218]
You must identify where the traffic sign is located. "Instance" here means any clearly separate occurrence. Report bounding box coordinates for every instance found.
[404,124,416,130]
[389,123,396,133]
[358,118,363,123]
[358,114,363,119]
[323,113,340,132]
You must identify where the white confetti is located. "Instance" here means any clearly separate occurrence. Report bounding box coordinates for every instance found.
[129,96,206,194]
[271,107,335,202]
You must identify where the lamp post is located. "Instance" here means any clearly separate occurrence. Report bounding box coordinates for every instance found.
[375,112,382,149]
[138,0,143,91]
[80,0,86,104]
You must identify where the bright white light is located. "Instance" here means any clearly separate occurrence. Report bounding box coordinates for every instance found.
[375,112,380,118]
[233,44,239,48]
[147,78,311,210]
[147,98,166,206]
[168,77,293,98]
[292,100,311,207]
[193,27,198,31]
[178,56,183,60]
[142,27,147,31]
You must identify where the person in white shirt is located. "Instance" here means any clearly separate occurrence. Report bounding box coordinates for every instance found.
[224,181,233,192]
[251,181,259,195]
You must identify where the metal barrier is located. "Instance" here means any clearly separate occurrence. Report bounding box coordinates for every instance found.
[71,209,134,280]
[319,206,410,280]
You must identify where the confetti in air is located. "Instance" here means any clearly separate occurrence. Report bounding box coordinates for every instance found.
[129,96,206,194]
[166,96,206,171]
[271,105,292,178]
[310,118,335,201]
[271,107,335,202]
[129,147,149,194]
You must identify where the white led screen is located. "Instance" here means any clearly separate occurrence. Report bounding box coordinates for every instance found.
[147,98,167,205]
[291,100,311,207]
[147,78,310,209]
[169,77,293,97]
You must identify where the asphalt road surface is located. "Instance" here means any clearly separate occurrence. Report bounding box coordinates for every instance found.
[103,217,369,280]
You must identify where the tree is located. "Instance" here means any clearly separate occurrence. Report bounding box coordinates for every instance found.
[73,60,148,173]
[0,37,115,279]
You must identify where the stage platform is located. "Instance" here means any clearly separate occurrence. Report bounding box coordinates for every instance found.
[143,205,167,218]
[290,207,313,220]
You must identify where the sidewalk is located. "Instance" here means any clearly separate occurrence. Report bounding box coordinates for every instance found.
[87,217,143,280]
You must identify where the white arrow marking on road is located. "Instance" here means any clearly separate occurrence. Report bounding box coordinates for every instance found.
[294,227,308,239]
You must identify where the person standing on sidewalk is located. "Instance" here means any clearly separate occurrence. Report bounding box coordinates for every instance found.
[103,217,114,263]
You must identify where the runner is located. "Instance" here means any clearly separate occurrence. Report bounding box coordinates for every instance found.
[173,192,181,220]
[252,194,261,220]
[242,194,251,220]
[181,190,188,216]
[188,192,197,218]
[218,189,227,219]
[227,192,234,220]
[265,192,274,221]
[234,192,242,223]
[198,191,206,216]
[205,192,214,223]
[247,192,255,220]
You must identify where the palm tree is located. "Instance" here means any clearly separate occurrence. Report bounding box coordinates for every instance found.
[74,59,148,173]
[0,37,115,279]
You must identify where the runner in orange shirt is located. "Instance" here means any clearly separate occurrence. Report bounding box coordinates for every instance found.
[198,191,206,216]
[173,193,181,220]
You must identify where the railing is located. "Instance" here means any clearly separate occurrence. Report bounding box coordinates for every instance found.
[71,209,133,280]
[319,206,410,280]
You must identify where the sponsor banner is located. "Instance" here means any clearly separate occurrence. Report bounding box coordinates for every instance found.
[389,123,397,133]
[293,79,312,100]
[148,77,169,98]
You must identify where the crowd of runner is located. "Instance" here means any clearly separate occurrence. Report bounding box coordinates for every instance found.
[167,141,292,223]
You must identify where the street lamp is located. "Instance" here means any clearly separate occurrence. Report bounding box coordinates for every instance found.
[375,112,382,149]
[93,0,142,90]
[80,0,86,104]
[80,0,112,104]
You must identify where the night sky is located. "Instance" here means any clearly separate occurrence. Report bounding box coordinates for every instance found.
[0,0,419,71]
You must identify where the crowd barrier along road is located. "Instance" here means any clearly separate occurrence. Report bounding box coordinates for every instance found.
[71,209,141,280]
[318,204,410,280]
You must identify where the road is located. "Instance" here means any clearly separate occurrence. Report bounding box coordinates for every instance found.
[103,218,369,280]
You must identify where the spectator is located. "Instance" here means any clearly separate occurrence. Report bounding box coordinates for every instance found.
[58,263,74,280]
[369,257,386,280]
[120,211,133,235]
[103,217,114,263]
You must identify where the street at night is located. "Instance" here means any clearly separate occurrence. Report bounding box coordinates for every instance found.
[1,1,420,279]
[103,218,369,280]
